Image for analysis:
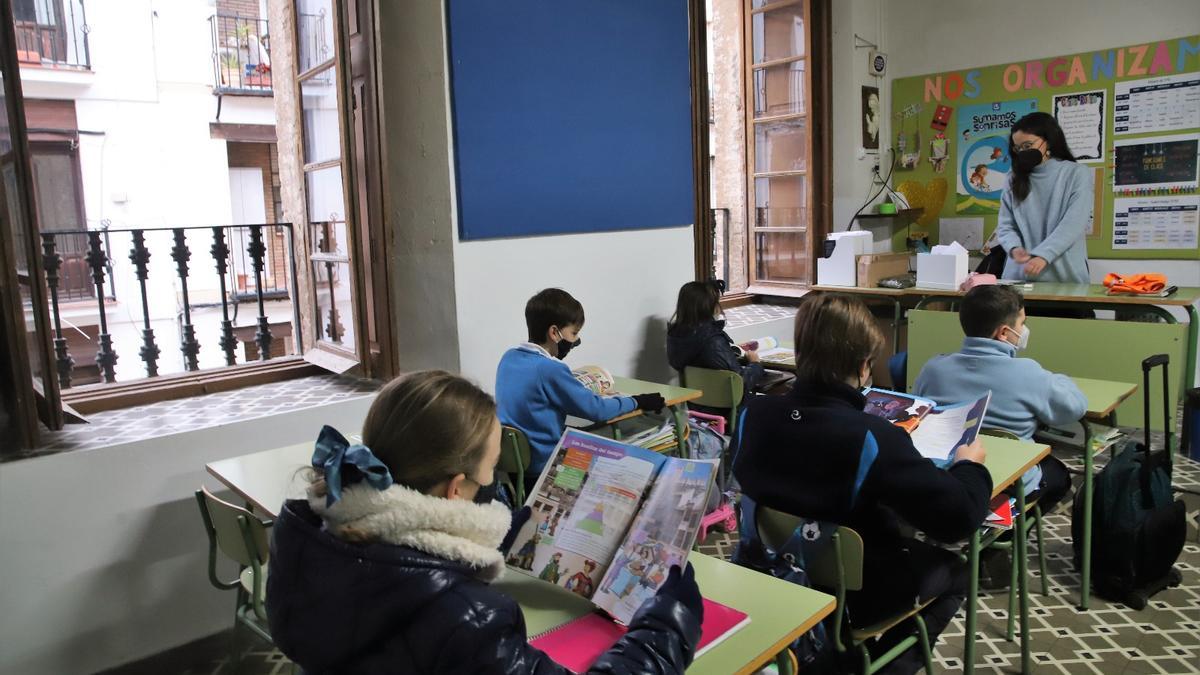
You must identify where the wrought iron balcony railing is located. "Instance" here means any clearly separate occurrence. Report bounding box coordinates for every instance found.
[209,14,272,95]
[39,224,300,389]
[13,0,90,69]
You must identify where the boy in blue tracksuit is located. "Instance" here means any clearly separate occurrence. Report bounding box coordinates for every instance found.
[914,284,1083,516]
[496,288,665,475]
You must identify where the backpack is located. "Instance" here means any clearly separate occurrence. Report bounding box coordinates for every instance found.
[733,496,835,670]
[1071,354,1185,609]
[685,416,732,513]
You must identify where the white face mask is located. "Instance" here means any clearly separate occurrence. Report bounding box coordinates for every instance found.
[1004,324,1030,350]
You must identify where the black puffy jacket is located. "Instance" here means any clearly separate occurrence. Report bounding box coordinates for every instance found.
[266,499,701,674]
[666,320,764,392]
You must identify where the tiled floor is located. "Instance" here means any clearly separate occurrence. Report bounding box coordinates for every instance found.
[724,302,796,329]
[14,374,378,460]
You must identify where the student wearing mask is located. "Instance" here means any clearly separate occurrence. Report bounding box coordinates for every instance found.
[995,112,1093,283]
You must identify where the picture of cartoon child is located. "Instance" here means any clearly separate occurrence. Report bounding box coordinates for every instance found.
[969,164,990,191]
[538,552,566,584]
[564,560,598,598]
[929,132,949,173]
[508,533,540,570]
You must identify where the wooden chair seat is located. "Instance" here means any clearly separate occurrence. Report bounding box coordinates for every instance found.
[850,595,937,642]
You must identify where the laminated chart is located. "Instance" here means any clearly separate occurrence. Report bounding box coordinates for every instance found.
[1113,195,1199,250]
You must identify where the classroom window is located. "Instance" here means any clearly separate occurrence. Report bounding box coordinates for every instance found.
[745,0,814,290]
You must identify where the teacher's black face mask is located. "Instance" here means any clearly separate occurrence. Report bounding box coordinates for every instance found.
[1012,148,1044,173]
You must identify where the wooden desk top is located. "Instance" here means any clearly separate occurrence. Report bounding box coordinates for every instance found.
[811,284,909,296]
[499,552,835,675]
[607,376,703,424]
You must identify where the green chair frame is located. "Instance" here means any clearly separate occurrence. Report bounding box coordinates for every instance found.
[977,428,1050,641]
[195,486,273,645]
[499,425,533,506]
[681,366,744,435]
[757,505,935,674]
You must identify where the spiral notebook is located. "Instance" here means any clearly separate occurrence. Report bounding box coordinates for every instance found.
[530,597,750,672]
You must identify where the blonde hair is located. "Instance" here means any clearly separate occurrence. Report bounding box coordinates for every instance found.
[793,292,884,387]
[359,370,498,493]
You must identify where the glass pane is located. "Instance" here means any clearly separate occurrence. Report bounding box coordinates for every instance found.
[297,0,335,72]
[301,66,341,164]
[30,151,83,232]
[308,218,349,259]
[754,119,807,173]
[754,231,809,283]
[752,175,807,229]
[312,260,355,349]
[306,164,346,246]
[751,0,795,10]
[753,61,805,117]
[752,3,804,63]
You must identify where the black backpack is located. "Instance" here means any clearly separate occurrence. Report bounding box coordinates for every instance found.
[1071,354,1185,610]
[733,496,835,671]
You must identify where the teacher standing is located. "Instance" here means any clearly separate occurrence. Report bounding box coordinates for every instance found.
[995,112,1092,283]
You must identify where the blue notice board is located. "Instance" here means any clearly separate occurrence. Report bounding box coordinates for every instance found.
[446,0,696,240]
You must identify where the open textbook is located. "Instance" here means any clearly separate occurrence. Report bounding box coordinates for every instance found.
[863,387,991,466]
[572,365,619,396]
[505,429,718,625]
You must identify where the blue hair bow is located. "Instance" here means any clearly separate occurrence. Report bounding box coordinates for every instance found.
[311,425,394,507]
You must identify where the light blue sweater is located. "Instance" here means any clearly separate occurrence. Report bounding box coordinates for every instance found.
[495,344,637,473]
[913,337,1088,494]
[995,158,1092,284]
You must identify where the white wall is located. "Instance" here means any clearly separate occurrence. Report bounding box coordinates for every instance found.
[0,394,375,675]
[453,228,695,394]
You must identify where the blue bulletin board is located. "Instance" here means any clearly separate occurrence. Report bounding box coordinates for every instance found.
[446,0,696,240]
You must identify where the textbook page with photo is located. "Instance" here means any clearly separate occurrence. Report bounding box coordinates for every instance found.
[863,388,992,466]
[504,429,719,625]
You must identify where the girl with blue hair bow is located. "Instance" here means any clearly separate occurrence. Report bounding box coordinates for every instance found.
[267,369,702,673]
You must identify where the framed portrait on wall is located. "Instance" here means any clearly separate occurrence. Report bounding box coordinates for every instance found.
[862,85,880,151]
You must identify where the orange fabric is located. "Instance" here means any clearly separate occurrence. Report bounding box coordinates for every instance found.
[1103,272,1167,295]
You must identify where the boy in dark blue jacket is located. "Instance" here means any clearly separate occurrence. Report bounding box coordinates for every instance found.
[496,288,665,475]
[734,293,992,674]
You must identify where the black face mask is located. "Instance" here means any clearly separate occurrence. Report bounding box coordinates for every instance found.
[1012,148,1043,173]
[557,337,581,359]
[472,476,499,505]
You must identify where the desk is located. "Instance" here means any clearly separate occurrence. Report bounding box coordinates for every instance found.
[606,376,703,452]
[208,445,835,675]
[965,436,1051,675]
[1071,377,1138,611]
[501,552,835,675]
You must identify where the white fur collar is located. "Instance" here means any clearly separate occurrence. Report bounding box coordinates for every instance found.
[309,483,512,581]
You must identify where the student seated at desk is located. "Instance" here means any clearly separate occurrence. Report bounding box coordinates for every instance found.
[666,280,765,393]
[267,370,702,674]
[913,285,1080,516]
[734,293,991,675]
[496,288,666,475]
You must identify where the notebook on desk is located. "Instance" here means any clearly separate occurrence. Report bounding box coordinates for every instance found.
[530,597,750,672]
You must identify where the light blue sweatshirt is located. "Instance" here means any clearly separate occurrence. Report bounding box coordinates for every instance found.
[995,158,1092,284]
[495,344,637,473]
[913,337,1088,494]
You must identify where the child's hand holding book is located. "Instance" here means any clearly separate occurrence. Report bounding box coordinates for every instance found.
[953,437,986,466]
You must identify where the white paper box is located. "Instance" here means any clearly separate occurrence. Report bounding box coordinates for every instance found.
[916,242,969,290]
[816,231,872,287]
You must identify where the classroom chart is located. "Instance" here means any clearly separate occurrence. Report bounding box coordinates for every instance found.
[1113,72,1200,135]
[890,35,1200,259]
[1112,195,1199,249]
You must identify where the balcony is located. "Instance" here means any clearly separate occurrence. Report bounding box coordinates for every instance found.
[36,224,302,396]
[13,0,90,70]
[210,14,272,96]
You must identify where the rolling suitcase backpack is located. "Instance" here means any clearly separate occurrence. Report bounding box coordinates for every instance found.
[1071,354,1185,610]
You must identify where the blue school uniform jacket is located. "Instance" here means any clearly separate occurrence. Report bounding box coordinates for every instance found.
[496,344,636,473]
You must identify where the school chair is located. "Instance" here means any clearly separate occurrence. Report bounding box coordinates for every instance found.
[681,366,744,436]
[499,425,532,506]
[978,428,1050,642]
[757,505,935,674]
[194,486,273,647]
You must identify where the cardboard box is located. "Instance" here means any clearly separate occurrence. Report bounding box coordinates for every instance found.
[856,252,912,288]
[816,231,872,286]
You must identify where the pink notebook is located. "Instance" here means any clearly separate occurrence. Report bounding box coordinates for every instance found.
[530,597,750,672]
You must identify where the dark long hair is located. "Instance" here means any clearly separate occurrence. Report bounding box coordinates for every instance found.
[669,281,720,332]
[1008,112,1075,202]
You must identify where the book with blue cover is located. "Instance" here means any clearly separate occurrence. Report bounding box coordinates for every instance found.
[864,387,992,466]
